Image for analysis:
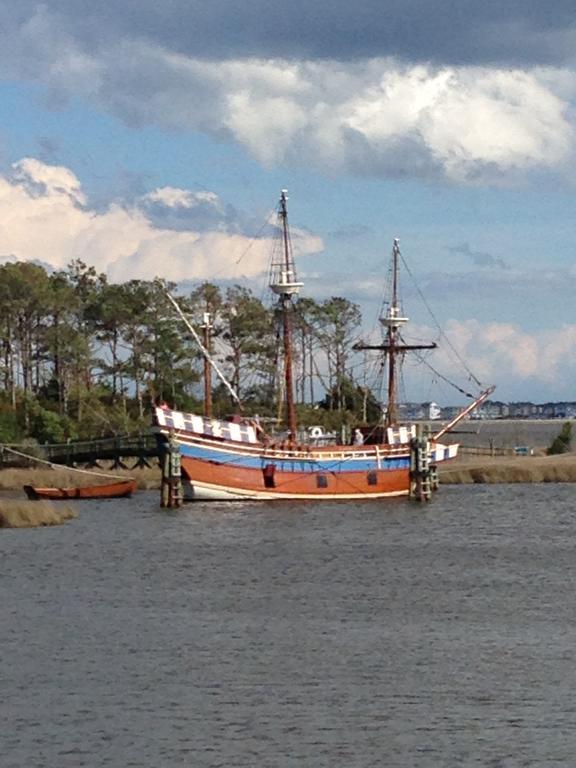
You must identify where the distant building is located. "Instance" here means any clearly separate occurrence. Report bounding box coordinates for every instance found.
[399,399,576,421]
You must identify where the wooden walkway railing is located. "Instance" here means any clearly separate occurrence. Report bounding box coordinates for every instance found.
[0,432,161,469]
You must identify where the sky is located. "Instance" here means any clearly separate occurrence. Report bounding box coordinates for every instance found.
[0,1,575,403]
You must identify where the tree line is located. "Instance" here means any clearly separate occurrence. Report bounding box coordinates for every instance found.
[0,260,381,444]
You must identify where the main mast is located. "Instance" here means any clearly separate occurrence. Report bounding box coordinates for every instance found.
[270,190,303,438]
[385,239,403,426]
[355,239,436,429]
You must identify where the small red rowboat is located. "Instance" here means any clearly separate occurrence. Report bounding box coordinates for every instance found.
[23,478,137,500]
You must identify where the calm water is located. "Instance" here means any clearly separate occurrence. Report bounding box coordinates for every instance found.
[2,485,576,767]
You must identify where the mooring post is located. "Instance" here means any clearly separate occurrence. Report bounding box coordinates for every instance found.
[160,431,183,508]
[430,463,439,492]
[410,424,432,502]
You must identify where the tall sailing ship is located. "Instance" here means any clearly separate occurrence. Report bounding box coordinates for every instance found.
[154,191,493,501]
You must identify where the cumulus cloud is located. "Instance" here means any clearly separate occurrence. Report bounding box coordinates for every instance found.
[138,187,242,233]
[11,157,86,204]
[42,52,576,183]
[0,5,574,185]
[421,319,576,399]
[0,157,323,282]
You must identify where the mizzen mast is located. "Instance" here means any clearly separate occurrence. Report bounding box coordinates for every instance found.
[270,190,303,438]
[200,311,213,418]
[355,239,436,429]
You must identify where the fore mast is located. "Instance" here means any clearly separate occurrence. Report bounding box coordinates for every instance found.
[270,190,303,438]
[355,239,436,430]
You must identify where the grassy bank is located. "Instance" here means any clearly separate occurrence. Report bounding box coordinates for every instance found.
[439,453,576,484]
[0,500,77,528]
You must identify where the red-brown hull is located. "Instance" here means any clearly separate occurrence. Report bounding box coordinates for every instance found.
[23,479,137,500]
[181,455,410,500]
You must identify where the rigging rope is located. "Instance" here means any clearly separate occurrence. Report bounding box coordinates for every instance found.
[412,350,476,398]
[165,291,242,409]
[210,216,273,282]
[399,253,483,388]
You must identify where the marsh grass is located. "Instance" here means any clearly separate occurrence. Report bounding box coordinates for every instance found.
[439,454,576,484]
[0,500,77,528]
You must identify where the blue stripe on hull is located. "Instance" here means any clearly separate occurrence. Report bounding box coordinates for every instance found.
[177,441,410,472]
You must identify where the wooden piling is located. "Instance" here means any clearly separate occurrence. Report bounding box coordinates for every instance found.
[160,432,183,508]
[410,424,432,502]
[430,464,439,492]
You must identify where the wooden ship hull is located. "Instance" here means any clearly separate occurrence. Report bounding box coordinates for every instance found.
[23,478,137,500]
[180,440,411,501]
